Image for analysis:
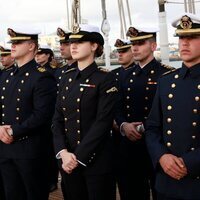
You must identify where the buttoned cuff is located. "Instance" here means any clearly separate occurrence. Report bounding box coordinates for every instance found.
[56,149,67,159]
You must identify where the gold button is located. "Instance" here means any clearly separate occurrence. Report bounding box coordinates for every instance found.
[174,74,179,79]
[77,109,80,112]
[63,108,66,111]
[65,128,68,132]
[77,130,80,133]
[16,117,19,120]
[132,72,136,75]
[167,130,172,135]
[192,122,197,127]
[77,141,80,144]
[151,70,155,74]
[167,105,172,110]
[166,142,171,147]
[127,105,130,109]
[65,86,68,90]
[126,96,130,99]
[198,85,200,89]
[145,97,148,100]
[2,105,5,108]
[144,116,147,119]
[17,98,20,101]
[2,114,5,117]
[127,114,130,117]
[59,76,61,80]
[18,89,21,92]
[10,72,14,76]
[168,94,173,98]
[25,73,29,76]
[167,118,172,123]
[146,87,149,90]
[1,96,4,100]
[127,88,131,91]
[6,79,9,83]
[144,107,148,110]
[130,79,133,83]
[68,78,72,82]
[16,108,20,111]
[195,96,199,101]
[64,118,68,121]
[21,80,24,83]
[171,83,176,88]
[116,73,119,75]
[77,120,80,123]
[148,78,151,81]
[62,96,65,100]
[57,84,59,87]
[193,109,198,114]
[192,135,196,139]
[86,79,89,83]
[77,98,80,102]
[196,176,200,179]
[2,87,5,90]
[191,147,195,151]
[2,122,4,125]
[80,88,84,92]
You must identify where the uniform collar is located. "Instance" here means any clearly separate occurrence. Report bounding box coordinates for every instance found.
[75,61,98,79]
[180,62,200,79]
[13,59,37,75]
[141,58,158,75]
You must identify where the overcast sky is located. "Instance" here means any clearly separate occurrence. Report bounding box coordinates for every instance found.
[0,0,200,47]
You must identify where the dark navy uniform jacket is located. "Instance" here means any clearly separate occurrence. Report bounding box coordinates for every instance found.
[52,61,118,175]
[116,58,172,126]
[145,63,200,199]
[115,58,173,172]
[0,59,57,159]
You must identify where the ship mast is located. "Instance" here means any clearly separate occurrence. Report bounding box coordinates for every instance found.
[101,0,111,69]
[158,0,170,64]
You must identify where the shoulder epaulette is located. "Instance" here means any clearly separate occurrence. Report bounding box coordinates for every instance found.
[98,66,110,72]
[161,68,178,76]
[37,67,46,72]
[50,65,57,69]
[64,67,76,74]
[161,63,175,70]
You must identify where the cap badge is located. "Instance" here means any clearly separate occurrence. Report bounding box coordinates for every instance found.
[57,28,65,37]
[126,27,139,37]
[115,39,124,47]
[72,23,80,34]
[180,15,192,29]
[7,28,16,37]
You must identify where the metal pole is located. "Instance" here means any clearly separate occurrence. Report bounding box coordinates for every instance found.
[117,0,125,39]
[184,0,188,12]
[126,0,132,26]
[158,0,170,64]
[101,0,111,69]
[121,0,127,38]
[191,0,196,13]
[66,0,70,29]
[188,0,192,12]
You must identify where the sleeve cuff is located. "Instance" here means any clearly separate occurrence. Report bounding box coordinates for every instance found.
[120,122,126,136]
[56,149,67,159]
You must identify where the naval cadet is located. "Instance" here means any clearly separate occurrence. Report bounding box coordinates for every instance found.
[55,28,76,85]
[35,44,56,75]
[145,13,200,200]
[112,38,135,82]
[115,26,173,200]
[0,27,57,200]
[0,46,15,71]
[52,24,117,200]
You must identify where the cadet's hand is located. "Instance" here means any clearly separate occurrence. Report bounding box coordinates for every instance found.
[122,122,142,141]
[159,154,187,180]
[0,125,13,144]
[60,150,78,174]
